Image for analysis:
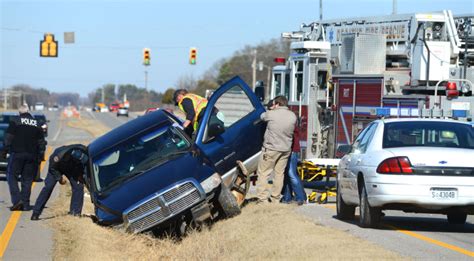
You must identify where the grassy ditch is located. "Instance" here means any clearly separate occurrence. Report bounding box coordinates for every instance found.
[51,194,404,260]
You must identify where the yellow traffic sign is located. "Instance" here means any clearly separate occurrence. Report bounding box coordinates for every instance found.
[40,33,58,57]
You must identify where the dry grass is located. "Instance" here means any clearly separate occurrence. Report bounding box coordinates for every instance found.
[49,115,405,260]
[66,116,111,138]
[50,189,404,260]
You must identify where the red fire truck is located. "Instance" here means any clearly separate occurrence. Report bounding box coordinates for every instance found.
[270,10,473,163]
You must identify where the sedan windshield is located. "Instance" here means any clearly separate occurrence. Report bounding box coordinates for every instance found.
[383,121,474,149]
[92,124,191,192]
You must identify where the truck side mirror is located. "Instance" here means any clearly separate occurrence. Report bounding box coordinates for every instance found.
[208,122,225,138]
[254,86,264,102]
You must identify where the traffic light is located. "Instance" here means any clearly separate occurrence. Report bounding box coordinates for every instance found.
[143,48,151,66]
[189,47,197,65]
[40,33,58,57]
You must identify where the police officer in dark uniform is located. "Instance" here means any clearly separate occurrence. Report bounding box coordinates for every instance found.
[3,105,47,211]
[31,144,88,220]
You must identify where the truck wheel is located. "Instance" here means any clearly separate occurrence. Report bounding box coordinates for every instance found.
[216,184,241,218]
[336,183,355,220]
[359,185,381,228]
[447,212,467,225]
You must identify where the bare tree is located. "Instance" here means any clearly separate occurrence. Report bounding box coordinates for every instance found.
[175,74,197,90]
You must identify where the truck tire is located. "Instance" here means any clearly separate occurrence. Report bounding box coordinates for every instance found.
[447,212,467,225]
[336,183,355,220]
[216,184,241,218]
[359,185,381,228]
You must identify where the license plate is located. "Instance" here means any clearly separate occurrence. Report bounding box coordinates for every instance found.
[430,188,458,200]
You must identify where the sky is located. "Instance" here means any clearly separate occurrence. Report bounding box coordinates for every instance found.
[1,0,473,97]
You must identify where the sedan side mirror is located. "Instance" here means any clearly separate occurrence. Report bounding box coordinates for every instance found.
[337,144,352,156]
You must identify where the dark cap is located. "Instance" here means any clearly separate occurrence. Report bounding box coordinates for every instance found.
[173,89,187,106]
[71,149,88,164]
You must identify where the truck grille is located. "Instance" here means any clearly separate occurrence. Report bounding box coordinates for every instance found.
[124,180,204,233]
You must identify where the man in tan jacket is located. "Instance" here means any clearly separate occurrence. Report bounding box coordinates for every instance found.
[256,96,296,203]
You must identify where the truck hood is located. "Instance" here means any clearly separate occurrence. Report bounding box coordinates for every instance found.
[93,152,215,223]
[386,147,474,168]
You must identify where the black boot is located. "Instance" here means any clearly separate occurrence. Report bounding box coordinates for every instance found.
[10,201,24,211]
[31,213,40,221]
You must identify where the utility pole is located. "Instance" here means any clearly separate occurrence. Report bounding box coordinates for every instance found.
[319,0,323,20]
[252,49,257,90]
[101,87,105,104]
[266,67,272,100]
[145,70,148,90]
[3,89,7,110]
[392,0,397,15]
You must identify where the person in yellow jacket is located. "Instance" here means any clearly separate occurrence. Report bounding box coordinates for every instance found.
[173,89,208,136]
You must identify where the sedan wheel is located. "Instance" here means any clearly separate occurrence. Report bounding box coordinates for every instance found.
[359,185,381,228]
[447,212,467,225]
[336,183,355,220]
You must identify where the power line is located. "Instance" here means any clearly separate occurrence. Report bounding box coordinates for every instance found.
[1,27,44,34]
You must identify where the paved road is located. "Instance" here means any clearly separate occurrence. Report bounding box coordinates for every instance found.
[297,197,474,260]
[87,111,136,130]
[0,110,94,260]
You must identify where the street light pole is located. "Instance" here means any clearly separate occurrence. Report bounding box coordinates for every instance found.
[252,49,257,90]
[319,0,323,20]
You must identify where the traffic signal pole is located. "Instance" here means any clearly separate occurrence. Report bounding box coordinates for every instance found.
[144,70,148,90]
[143,48,151,90]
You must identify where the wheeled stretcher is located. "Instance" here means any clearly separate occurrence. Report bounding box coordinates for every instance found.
[297,159,339,204]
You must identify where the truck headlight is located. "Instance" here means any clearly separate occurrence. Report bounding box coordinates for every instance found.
[200,173,222,193]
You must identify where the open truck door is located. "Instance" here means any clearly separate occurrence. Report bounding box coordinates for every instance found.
[195,76,266,204]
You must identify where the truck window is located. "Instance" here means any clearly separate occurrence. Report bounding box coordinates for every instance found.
[318,71,327,89]
[294,60,304,101]
[284,73,290,100]
[213,85,255,128]
[273,73,282,97]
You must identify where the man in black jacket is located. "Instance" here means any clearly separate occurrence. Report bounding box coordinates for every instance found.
[3,105,47,211]
[31,144,88,220]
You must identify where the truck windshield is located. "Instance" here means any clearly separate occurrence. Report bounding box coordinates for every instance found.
[92,125,191,192]
[383,121,474,149]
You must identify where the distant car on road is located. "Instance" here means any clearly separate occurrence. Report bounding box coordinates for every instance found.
[49,104,59,111]
[109,103,120,112]
[117,107,129,117]
[34,102,45,111]
[144,107,159,114]
[84,76,266,235]
[336,118,474,228]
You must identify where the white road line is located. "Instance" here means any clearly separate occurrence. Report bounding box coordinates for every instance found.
[88,111,98,120]
[52,120,62,142]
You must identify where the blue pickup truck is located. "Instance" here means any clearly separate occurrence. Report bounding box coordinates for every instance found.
[85,76,266,234]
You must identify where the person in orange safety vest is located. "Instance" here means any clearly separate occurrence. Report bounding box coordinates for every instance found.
[173,89,208,136]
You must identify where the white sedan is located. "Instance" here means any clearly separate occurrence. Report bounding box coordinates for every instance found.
[336,118,474,228]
